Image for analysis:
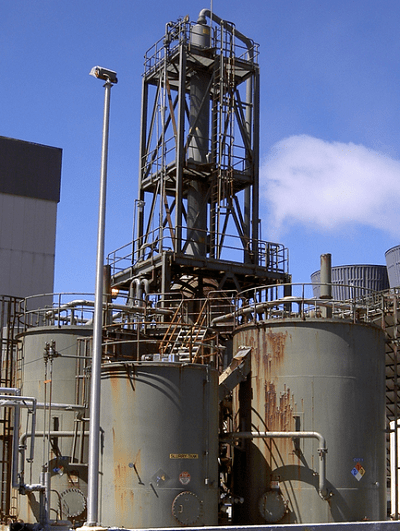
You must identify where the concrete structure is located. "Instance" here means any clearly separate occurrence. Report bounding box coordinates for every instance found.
[0,136,61,298]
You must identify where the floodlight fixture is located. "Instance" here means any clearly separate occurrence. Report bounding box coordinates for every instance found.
[89,65,118,84]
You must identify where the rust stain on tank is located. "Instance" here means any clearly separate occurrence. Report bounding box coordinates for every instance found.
[115,487,135,520]
[266,329,288,366]
[106,367,141,519]
[265,382,295,432]
[250,328,288,419]
[264,381,297,467]
[113,457,138,519]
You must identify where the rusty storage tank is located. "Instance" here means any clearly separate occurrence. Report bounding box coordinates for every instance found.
[231,304,386,524]
[17,324,92,525]
[311,264,389,299]
[99,361,219,528]
[386,245,400,288]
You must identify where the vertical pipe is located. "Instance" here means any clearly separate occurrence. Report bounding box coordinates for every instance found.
[252,65,260,265]
[136,77,148,261]
[394,297,399,519]
[159,37,168,251]
[87,79,113,527]
[136,200,145,261]
[320,253,332,299]
[103,264,112,326]
[0,388,23,490]
[244,48,253,264]
[284,281,292,315]
[44,471,51,528]
[187,23,211,257]
[320,253,332,319]
[175,33,186,254]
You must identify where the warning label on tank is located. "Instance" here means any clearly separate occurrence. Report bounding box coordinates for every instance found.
[170,453,198,459]
[351,462,365,481]
[179,471,191,485]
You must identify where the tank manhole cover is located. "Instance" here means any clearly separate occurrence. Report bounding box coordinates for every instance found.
[259,490,286,523]
[60,487,86,518]
[172,490,202,525]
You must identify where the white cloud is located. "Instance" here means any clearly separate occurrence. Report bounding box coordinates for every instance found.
[260,135,400,239]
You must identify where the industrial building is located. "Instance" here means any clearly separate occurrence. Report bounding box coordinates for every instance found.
[0,136,61,299]
[2,8,400,531]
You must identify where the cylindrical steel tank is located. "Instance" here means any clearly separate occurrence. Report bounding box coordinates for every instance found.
[18,326,92,525]
[311,264,389,299]
[386,245,400,288]
[231,318,386,524]
[190,23,211,49]
[99,361,219,528]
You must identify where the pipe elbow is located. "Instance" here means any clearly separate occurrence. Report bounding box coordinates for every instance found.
[197,9,210,24]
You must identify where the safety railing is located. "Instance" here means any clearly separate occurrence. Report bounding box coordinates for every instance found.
[107,228,288,276]
[143,18,191,75]
[18,293,96,330]
[225,283,387,328]
[212,21,259,63]
[143,17,259,78]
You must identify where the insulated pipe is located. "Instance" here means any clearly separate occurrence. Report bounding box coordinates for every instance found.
[19,431,78,492]
[0,394,37,488]
[142,278,150,295]
[187,21,211,258]
[46,299,172,317]
[129,281,135,306]
[196,9,254,50]
[320,253,332,299]
[0,388,21,491]
[0,387,21,394]
[211,299,292,326]
[210,295,348,326]
[134,278,142,300]
[320,254,332,318]
[221,430,329,499]
[35,402,85,412]
[129,279,150,307]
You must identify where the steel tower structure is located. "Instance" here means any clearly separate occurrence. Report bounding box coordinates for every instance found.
[109,10,289,297]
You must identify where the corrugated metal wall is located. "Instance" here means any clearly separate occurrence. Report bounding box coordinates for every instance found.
[311,264,389,299]
[386,246,400,288]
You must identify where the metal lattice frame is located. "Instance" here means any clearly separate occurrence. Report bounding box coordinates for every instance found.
[109,13,289,295]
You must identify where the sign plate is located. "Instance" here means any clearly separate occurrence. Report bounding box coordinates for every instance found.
[351,461,366,481]
[179,471,191,485]
[170,453,198,459]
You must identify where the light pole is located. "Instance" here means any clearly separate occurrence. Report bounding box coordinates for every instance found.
[87,65,117,527]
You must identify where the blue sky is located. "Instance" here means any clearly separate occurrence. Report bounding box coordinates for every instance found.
[2,0,400,293]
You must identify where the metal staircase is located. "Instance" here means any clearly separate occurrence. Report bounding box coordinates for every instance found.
[159,300,208,361]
